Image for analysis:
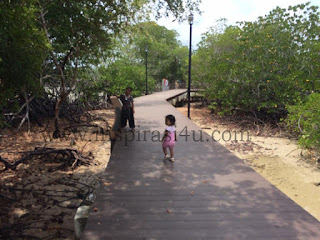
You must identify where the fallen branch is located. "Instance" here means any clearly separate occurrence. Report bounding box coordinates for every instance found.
[285,148,300,157]
[0,147,93,171]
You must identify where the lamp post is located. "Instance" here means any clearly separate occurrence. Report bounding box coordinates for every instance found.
[187,13,193,119]
[145,45,148,95]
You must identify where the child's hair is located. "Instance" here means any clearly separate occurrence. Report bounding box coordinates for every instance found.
[165,114,176,126]
[126,87,133,91]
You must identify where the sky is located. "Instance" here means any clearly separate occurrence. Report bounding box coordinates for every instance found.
[156,0,320,48]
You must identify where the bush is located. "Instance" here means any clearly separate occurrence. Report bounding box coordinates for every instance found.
[286,93,320,150]
[193,3,320,118]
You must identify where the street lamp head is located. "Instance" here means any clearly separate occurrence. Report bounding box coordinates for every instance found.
[145,45,148,52]
[188,13,194,25]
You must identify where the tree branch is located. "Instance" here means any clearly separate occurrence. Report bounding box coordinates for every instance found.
[61,47,75,71]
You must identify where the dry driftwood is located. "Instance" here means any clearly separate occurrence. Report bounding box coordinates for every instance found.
[0,147,93,171]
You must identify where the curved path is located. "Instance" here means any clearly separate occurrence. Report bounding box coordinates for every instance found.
[83,90,320,239]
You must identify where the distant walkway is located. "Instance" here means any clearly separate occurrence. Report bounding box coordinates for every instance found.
[83,90,320,239]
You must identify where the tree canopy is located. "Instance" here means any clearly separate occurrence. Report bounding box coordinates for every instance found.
[0,0,201,132]
[96,21,189,96]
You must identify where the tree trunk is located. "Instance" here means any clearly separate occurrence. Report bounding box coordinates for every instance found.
[40,9,77,139]
[53,92,67,138]
[16,90,34,133]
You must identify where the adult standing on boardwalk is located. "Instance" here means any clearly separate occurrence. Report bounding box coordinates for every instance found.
[119,87,135,131]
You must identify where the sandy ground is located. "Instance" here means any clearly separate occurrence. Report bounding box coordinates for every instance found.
[177,105,320,221]
[0,108,114,239]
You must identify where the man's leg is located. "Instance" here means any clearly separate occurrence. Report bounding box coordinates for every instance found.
[129,108,135,129]
[121,109,128,128]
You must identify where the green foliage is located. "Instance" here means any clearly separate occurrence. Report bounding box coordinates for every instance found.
[97,21,189,96]
[38,0,199,102]
[0,0,199,99]
[0,0,200,129]
[74,68,107,103]
[150,0,201,21]
[193,3,320,117]
[0,0,48,106]
[98,59,150,96]
[193,23,241,114]
[286,93,320,150]
[132,21,188,84]
[39,0,200,85]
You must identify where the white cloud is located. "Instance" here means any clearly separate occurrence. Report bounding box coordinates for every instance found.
[156,0,320,47]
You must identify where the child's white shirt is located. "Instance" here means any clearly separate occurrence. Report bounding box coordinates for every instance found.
[165,126,175,132]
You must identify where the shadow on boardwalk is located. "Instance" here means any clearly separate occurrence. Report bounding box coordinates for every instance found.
[83,90,320,240]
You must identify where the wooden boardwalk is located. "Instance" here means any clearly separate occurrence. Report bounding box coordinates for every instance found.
[83,90,320,239]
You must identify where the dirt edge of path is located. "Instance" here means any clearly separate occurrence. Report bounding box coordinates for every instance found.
[0,108,114,239]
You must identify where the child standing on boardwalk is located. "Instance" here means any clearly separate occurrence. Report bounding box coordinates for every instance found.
[119,87,135,131]
[162,115,176,162]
